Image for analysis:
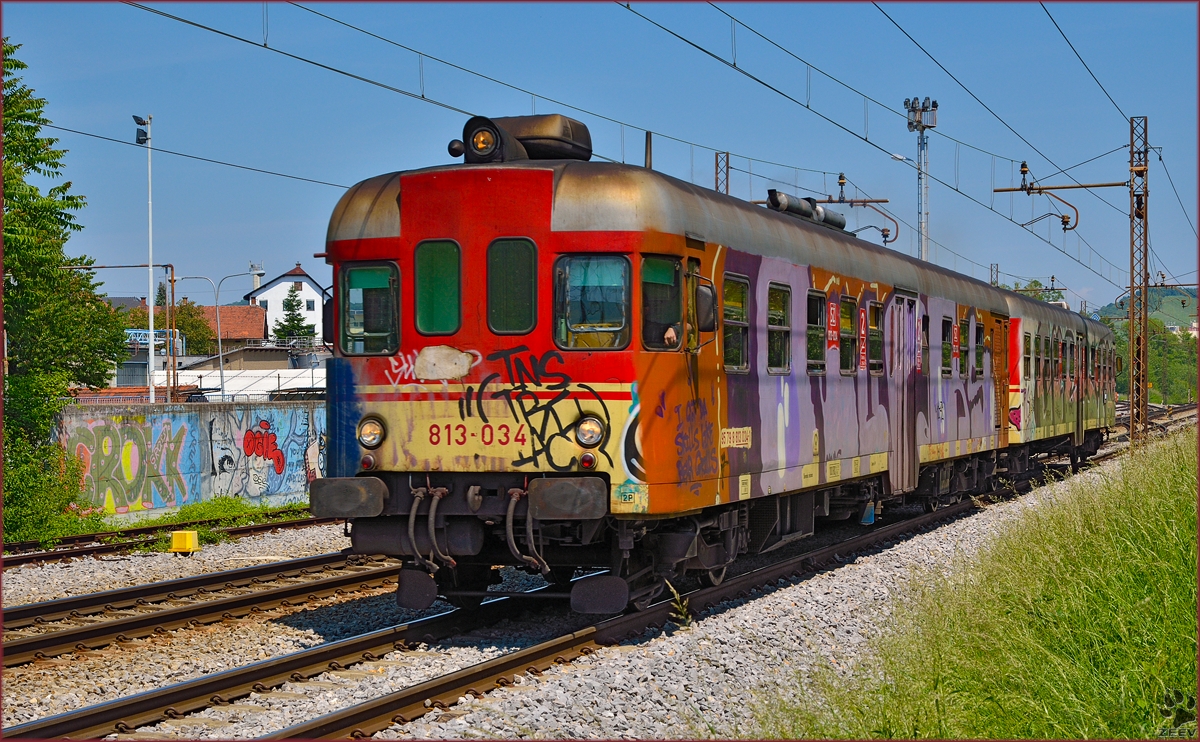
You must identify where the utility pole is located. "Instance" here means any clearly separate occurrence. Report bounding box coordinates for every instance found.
[993,116,1152,447]
[904,97,937,261]
[134,115,154,403]
[715,152,729,195]
[989,264,1000,287]
[1128,116,1150,446]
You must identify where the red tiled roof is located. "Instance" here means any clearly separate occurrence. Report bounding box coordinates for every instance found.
[198,305,267,340]
[284,263,308,276]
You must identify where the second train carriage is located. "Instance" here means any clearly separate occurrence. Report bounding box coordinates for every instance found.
[310,114,1117,612]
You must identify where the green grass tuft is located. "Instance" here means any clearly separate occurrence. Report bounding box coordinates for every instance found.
[755,429,1198,739]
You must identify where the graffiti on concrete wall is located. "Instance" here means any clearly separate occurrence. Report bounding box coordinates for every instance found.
[58,403,326,516]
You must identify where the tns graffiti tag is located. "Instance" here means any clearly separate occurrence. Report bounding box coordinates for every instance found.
[459,346,612,471]
[674,398,718,488]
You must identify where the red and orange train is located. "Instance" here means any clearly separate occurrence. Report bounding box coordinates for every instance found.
[311,114,1116,612]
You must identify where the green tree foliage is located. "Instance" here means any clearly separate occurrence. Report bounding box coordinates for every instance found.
[1107,317,1198,404]
[273,284,315,341]
[127,299,217,356]
[155,280,167,307]
[2,39,127,389]
[1000,278,1066,303]
[3,39,126,543]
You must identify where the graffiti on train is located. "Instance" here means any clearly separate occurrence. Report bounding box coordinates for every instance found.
[58,403,327,515]
[458,345,612,471]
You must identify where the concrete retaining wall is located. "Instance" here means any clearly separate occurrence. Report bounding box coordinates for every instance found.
[55,402,326,517]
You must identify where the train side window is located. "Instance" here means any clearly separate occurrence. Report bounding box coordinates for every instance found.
[415,240,461,335]
[553,255,631,350]
[1023,333,1032,381]
[868,302,884,376]
[1034,335,1042,383]
[806,291,826,375]
[1091,344,1097,379]
[767,283,791,374]
[940,317,953,378]
[723,275,750,372]
[920,315,930,374]
[958,319,969,377]
[974,322,985,377]
[487,239,537,335]
[839,298,858,374]
[642,256,683,350]
[341,262,399,355]
[1068,336,1075,377]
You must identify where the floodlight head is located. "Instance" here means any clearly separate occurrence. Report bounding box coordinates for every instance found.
[135,128,149,145]
[132,115,148,126]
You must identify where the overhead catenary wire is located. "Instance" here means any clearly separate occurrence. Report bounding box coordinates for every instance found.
[43,123,349,188]
[873,3,1129,222]
[624,3,1126,288]
[284,2,836,178]
[1040,3,1127,122]
[706,2,1023,165]
[1153,148,1198,240]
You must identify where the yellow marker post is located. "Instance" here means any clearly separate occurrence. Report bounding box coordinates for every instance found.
[168,530,200,555]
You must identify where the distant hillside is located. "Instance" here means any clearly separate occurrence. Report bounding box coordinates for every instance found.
[1097,286,1197,328]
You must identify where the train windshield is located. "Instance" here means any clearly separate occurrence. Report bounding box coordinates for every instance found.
[341,263,399,355]
[554,255,630,349]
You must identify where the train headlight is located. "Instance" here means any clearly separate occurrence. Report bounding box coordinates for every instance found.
[470,127,497,157]
[357,418,386,449]
[575,417,605,448]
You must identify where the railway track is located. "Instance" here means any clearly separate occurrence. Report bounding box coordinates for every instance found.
[4,501,970,740]
[2,513,340,569]
[2,553,400,667]
[7,424,1193,739]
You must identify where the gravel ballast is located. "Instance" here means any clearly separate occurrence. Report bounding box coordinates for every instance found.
[2,523,351,607]
[2,428,1182,739]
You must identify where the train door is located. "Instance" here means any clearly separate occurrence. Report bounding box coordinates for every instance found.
[991,318,1008,441]
[889,293,919,493]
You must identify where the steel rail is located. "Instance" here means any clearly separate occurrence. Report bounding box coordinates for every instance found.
[1,604,485,739]
[2,516,340,569]
[4,552,352,629]
[3,560,402,666]
[264,500,979,739]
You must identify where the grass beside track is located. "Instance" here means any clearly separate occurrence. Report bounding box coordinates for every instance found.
[754,429,1198,739]
[124,497,310,550]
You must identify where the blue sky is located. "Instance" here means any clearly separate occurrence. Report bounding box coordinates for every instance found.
[5,2,1196,309]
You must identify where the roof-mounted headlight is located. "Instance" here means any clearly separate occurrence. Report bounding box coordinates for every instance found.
[470,127,497,157]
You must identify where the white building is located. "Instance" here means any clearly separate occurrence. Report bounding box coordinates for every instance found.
[244,262,327,341]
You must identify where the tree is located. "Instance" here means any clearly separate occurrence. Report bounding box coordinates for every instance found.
[155,280,167,307]
[2,39,127,391]
[273,284,315,341]
[1001,279,1065,304]
[127,298,216,356]
[3,39,125,543]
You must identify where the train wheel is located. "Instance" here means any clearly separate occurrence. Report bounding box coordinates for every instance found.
[698,565,727,588]
[923,497,940,514]
[438,565,491,610]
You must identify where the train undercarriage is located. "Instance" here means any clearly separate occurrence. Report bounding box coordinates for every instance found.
[313,429,1107,614]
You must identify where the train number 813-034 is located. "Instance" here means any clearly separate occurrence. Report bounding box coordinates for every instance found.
[428,422,528,447]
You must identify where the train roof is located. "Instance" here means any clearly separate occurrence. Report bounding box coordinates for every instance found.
[328,160,1111,339]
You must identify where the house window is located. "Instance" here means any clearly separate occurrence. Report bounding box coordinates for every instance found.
[643,256,683,350]
[839,298,857,374]
[766,283,790,373]
[806,291,826,375]
[415,240,461,335]
[1023,333,1032,381]
[723,275,749,371]
[867,302,884,376]
[940,317,953,378]
[553,255,630,350]
[293,281,303,291]
[488,239,537,334]
[306,299,315,312]
[260,299,267,312]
